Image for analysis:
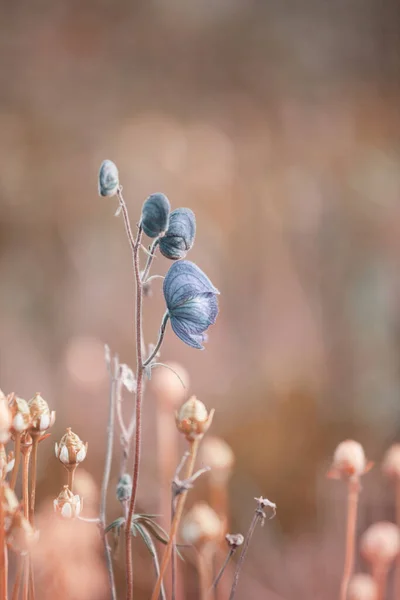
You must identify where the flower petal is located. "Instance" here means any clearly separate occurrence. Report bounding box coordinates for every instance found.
[141,193,170,238]
[163,261,219,310]
[159,208,196,260]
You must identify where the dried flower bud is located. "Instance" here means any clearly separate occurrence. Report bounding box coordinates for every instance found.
[159,208,196,260]
[200,436,234,484]
[141,193,170,238]
[348,574,377,600]
[55,428,87,468]
[181,502,222,546]
[116,474,132,503]
[9,395,31,434]
[330,440,368,480]
[176,396,214,441]
[382,444,400,480]
[361,521,400,564]
[0,395,11,444]
[0,444,14,479]
[28,393,55,433]
[7,511,38,553]
[53,485,82,519]
[151,362,189,408]
[226,533,244,548]
[98,160,119,197]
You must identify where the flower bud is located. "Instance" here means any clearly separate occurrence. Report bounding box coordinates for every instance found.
[28,393,55,433]
[159,208,196,260]
[141,193,170,238]
[151,362,189,408]
[360,521,400,565]
[116,474,132,503]
[200,436,234,484]
[382,444,400,480]
[181,502,222,546]
[348,574,377,600]
[0,395,11,444]
[8,395,31,434]
[175,396,214,441]
[53,485,82,519]
[98,160,119,197]
[55,428,87,467]
[329,440,367,480]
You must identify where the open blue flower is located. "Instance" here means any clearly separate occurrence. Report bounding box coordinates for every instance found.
[163,261,219,349]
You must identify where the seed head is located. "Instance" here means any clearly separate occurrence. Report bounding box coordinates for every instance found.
[181,502,222,546]
[330,440,368,480]
[200,436,234,483]
[53,485,82,519]
[348,574,377,600]
[382,444,400,480]
[360,521,400,564]
[175,396,214,441]
[8,395,31,434]
[0,395,11,444]
[28,393,55,433]
[55,428,87,467]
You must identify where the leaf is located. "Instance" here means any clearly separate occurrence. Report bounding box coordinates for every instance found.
[135,523,156,558]
[105,517,125,534]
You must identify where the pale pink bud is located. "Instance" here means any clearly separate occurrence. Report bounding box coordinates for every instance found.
[330,440,368,479]
[361,521,400,565]
[348,574,377,600]
[181,502,222,546]
[382,444,400,480]
[0,396,11,444]
[175,396,214,441]
[200,436,234,484]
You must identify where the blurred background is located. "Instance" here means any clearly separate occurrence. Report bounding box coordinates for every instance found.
[1,1,400,598]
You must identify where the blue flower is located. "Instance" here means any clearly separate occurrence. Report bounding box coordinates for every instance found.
[98,160,119,197]
[163,260,219,349]
[159,208,196,260]
[141,193,171,238]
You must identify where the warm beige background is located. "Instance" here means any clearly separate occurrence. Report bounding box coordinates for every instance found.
[1,1,400,597]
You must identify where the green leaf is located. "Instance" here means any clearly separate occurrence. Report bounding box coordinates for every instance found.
[105,517,125,534]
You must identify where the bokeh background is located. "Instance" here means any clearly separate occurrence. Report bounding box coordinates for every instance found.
[1,1,400,598]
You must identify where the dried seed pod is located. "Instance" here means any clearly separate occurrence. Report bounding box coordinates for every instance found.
[141,193,170,238]
[181,502,222,546]
[55,428,88,467]
[329,440,370,480]
[159,208,196,260]
[53,485,82,519]
[348,574,377,600]
[225,533,244,549]
[98,160,119,197]
[0,395,11,444]
[175,396,214,441]
[9,395,31,434]
[28,393,55,433]
[361,521,400,565]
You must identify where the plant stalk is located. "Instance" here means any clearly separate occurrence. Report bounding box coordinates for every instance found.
[0,485,7,600]
[211,548,235,593]
[151,438,200,600]
[339,479,360,600]
[10,434,21,490]
[28,435,40,524]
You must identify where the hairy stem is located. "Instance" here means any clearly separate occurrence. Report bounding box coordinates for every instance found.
[151,439,200,600]
[143,313,170,367]
[10,434,21,490]
[100,359,117,600]
[339,479,359,600]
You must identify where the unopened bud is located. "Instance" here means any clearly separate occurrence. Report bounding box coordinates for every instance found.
[175,396,214,441]
[330,440,368,480]
[361,521,400,565]
[53,485,82,519]
[0,395,11,444]
[382,444,400,480]
[28,393,55,433]
[181,502,222,546]
[55,428,87,467]
[0,444,14,479]
[116,474,132,503]
[9,395,31,434]
[348,574,377,600]
[98,160,119,197]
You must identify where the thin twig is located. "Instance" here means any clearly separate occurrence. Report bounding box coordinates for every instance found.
[100,350,118,600]
[142,239,160,284]
[210,548,235,593]
[228,497,276,600]
[151,439,201,600]
[339,479,360,600]
[29,434,40,524]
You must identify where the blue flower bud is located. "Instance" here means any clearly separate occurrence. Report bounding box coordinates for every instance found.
[159,208,196,260]
[163,260,219,349]
[98,160,119,197]
[141,193,171,238]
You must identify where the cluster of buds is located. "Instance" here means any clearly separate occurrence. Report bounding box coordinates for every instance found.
[53,485,82,519]
[55,428,87,469]
[175,396,214,441]
[28,392,56,434]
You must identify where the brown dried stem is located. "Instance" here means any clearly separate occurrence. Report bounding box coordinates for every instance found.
[10,434,21,490]
[28,434,40,524]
